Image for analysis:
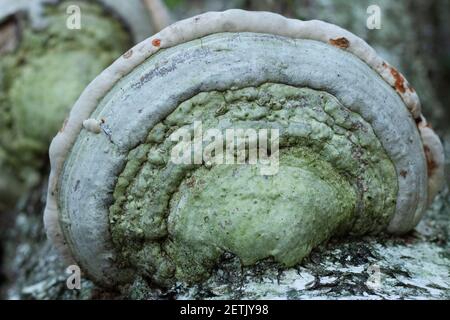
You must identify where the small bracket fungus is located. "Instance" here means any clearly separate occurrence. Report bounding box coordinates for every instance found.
[0,0,155,42]
[0,0,155,209]
[44,10,445,289]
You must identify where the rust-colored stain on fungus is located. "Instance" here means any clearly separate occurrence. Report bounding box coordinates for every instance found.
[329,37,350,49]
[152,39,161,47]
[389,67,406,94]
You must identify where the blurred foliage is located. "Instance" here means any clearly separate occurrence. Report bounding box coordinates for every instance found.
[164,0,185,10]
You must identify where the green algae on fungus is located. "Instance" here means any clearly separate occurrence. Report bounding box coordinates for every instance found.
[0,1,130,207]
[109,84,398,286]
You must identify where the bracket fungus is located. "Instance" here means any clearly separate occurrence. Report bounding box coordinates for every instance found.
[0,0,155,209]
[44,10,445,288]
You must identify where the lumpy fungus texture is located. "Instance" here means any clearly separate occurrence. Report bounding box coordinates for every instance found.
[109,83,398,286]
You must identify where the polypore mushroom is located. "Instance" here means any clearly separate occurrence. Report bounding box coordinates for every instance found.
[44,10,445,288]
[0,0,154,210]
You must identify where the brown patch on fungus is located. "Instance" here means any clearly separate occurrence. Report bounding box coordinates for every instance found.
[123,49,133,59]
[423,145,438,178]
[389,67,406,94]
[400,170,408,178]
[152,38,161,47]
[329,37,350,49]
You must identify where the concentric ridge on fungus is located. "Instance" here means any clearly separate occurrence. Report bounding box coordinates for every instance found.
[43,10,445,287]
[108,83,398,286]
